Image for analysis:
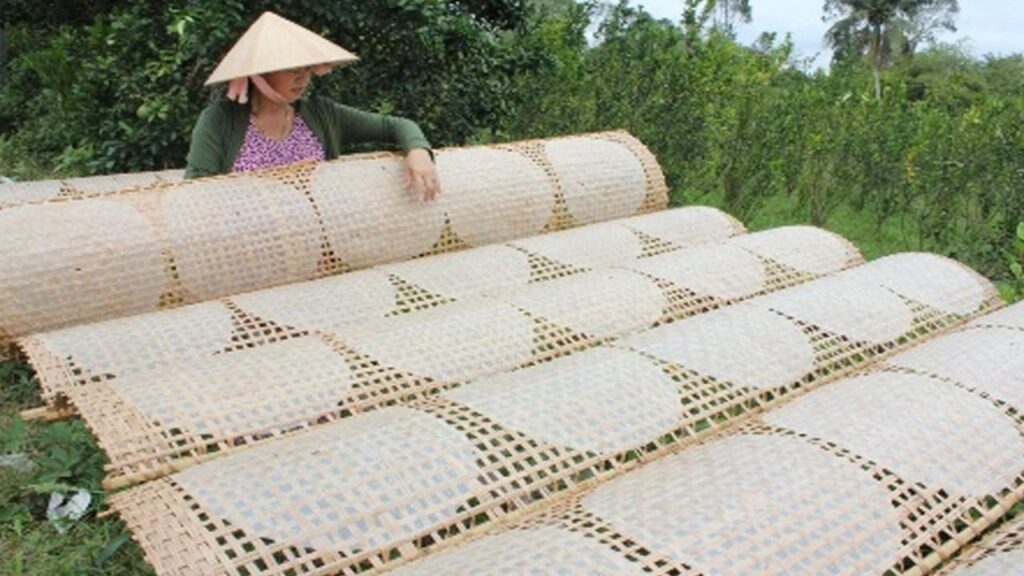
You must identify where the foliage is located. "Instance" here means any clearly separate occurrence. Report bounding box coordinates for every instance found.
[1,359,151,574]
[310,0,534,148]
[0,0,130,28]
[0,359,39,411]
[708,0,752,34]
[499,2,1022,281]
[1007,223,1024,302]
[0,0,534,175]
[824,0,959,100]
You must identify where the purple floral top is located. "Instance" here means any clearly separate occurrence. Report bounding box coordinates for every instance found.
[232,115,326,173]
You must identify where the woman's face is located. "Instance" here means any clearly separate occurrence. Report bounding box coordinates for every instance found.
[263,66,314,103]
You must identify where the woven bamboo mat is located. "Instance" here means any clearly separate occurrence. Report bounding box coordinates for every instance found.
[60,224,855,488]
[0,169,183,207]
[0,131,666,349]
[22,206,743,405]
[935,513,1024,574]
[966,299,1024,332]
[108,252,999,576]
[386,299,1024,576]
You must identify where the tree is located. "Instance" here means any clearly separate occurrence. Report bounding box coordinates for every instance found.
[0,28,6,83]
[710,0,752,35]
[0,0,535,174]
[980,54,1024,98]
[824,0,958,100]
[897,42,982,105]
[902,0,959,52]
[0,0,130,28]
[679,0,750,40]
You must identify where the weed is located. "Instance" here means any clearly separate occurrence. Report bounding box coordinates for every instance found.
[1,359,153,575]
[1005,222,1024,302]
[0,359,41,413]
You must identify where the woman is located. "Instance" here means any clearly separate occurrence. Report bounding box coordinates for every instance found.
[185,11,440,201]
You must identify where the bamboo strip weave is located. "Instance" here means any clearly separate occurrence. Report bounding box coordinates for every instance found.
[108,252,999,576]
[934,512,1024,574]
[0,169,182,207]
[22,206,743,405]
[69,224,855,487]
[386,301,1024,576]
[966,299,1024,332]
[0,131,666,348]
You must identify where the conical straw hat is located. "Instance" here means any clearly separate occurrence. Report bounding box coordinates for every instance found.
[205,12,358,85]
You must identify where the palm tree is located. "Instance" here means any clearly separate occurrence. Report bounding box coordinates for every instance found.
[824,0,958,100]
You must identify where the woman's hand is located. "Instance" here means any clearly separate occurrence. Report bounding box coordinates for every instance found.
[405,148,440,201]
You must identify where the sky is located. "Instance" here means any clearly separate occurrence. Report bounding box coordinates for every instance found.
[633,0,1024,69]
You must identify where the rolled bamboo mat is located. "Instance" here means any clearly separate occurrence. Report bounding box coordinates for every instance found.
[0,169,183,207]
[966,299,1024,331]
[22,206,743,405]
[387,300,1024,576]
[935,513,1024,574]
[107,252,999,576]
[0,131,666,349]
[67,224,856,488]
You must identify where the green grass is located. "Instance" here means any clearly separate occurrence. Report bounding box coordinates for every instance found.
[0,136,55,183]
[686,189,1021,303]
[747,195,921,261]
[678,187,929,262]
[0,359,154,576]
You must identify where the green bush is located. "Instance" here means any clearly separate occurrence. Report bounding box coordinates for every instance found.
[0,0,534,175]
[2,0,1022,281]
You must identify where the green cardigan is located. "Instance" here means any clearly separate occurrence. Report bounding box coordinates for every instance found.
[184,96,431,179]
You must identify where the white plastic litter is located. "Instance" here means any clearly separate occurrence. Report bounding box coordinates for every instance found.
[47,489,91,533]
